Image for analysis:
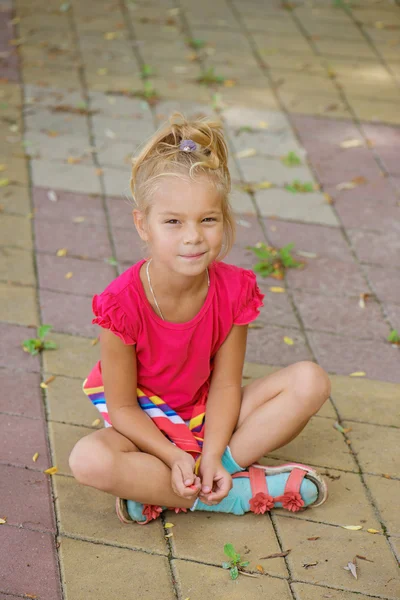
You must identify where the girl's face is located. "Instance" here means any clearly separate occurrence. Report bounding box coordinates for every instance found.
[134,176,224,276]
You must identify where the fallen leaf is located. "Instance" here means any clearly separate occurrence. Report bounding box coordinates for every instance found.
[165,533,173,538]
[73,216,85,223]
[91,338,100,346]
[56,248,68,257]
[344,559,357,579]
[259,121,269,128]
[296,250,317,258]
[307,536,320,541]
[269,286,286,293]
[283,336,294,346]
[256,180,273,189]
[256,565,264,573]
[44,376,55,385]
[24,595,37,599]
[336,176,367,191]
[383,473,392,479]
[92,418,101,427]
[32,452,39,462]
[367,528,380,534]
[356,554,374,562]
[65,272,73,279]
[349,371,366,377]
[45,130,60,137]
[0,517,7,524]
[358,293,371,309]
[164,522,175,528]
[0,178,10,187]
[341,525,362,531]
[97,68,108,76]
[48,190,58,202]
[96,168,103,176]
[303,562,318,569]
[0,164,6,171]
[104,31,118,40]
[324,193,333,204]
[236,148,257,159]
[340,139,364,149]
[248,323,264,329]
[44,466,58,475]
[40,382,48,389]
[259,550,291,559]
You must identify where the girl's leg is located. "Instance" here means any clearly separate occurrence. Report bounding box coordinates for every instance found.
[229,360,331,468]
[68,427,194,509]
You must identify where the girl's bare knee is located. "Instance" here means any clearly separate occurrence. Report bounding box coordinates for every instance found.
[292,361,331,414]
[69,436,115,491]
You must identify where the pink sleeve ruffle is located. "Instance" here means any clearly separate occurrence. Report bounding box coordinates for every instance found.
[92,292,136,345]
[234,270,265,325]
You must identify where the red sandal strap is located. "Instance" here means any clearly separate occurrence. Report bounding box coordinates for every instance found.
[274,468,306,512]
[248,466,275,514]
[249,466,269,496]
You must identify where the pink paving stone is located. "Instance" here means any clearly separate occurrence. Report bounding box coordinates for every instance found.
[0,12,19,82]
[245,324,312,365]
[335,194,400,232]
[39,289,98,337]
[327,177,399,205]
[106,194,134,229]
[308,147,383,187]
[348,228,400,265]
[0,414,50,470]
[36,253,116,296]
[361,123,400,175]
[34,219,113,259]
[292,114,361,149]
[0,324,40,372]
[112,226,147,263]
[32,187,107,226]
[257,283,300,328]
[0,464,55,532]
[385,304,400,330]
[286,257,367,296]
[0,526,62,599]
[291,290,389,339]
[263,218,354,262]
[0,369,44,418]
[365,265,400,305]
[307,331,400,383]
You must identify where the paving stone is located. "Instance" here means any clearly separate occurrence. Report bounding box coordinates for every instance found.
[36,253,116,297]
[0,526,62,599]
[221,106,290,130]
[291,582,393,600]
[310,148,383,188]
[257,285,300,328]
[39,289,98,338]
[24,85,85,108]
[88,91,152,117]
[0,183,30,216]
[42,332,100,379]
[245,324,312,366]
[92,114,155,142]
[330,375,400,428]
[269,416,358,472]
[54,475,168,553]
[280,91,351,120]
[228,127,305,159]
[59,537,174,600]
[287,257,366,296]
[0,155,29,186]
[173,559,292,600]
[48,421,93,475]
[34,219,113,260]
[238,155,314,186]
[264,219,353,262]
[328,176,399,206]
[253,31,314,57]
[385,303,400,331]
[0,464,55,532]
[0,323,40,372]
[32,187,107,227]
[30,160,102,194]
[292,290,389,340]
[96,139,139,168]
[360,123,400,176]
[24,107,88,136]
[102,166,132,197]
[344,421,400,478]
[390,536,400,564]
[44,373,99,427]
[229,189,256,215]
[291,114,361,148]
[155,99,216,122]
[363,265,400,306]
[0,368,44,418]
[168,510,288,578]
[0,413,50,470]
[351,98,400,125]
[22,66,81,91]
[24,131,94,163]
[112,226,147,264]
[0,282,38,326]
[0,213,32,250]
[255,189,339,226]
[364,475,400,537]
[308,331,400,383]
[273,518,400,599]
[335,194,400,232]
[348,228,400,265]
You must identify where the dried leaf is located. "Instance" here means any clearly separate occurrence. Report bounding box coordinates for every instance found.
[383,473,392,479]
[40,382,48,389]
[0,178,10,187]
[307,536,320,541]
[165,533,173,538]
[32,452,39,462]
[340,139,363,149]
[256,180,273,189]
[283,336,294,346]
[269,287,286,293]
[248,323,264,329]
[356,554,373,562]
[340,525,362,531]
[67,156,81,164]
[349,371,366,377]
[259,121,269,128]
[358,293,371,309]
[0,517,6,524]
[56,248,68,257]
[164,522,175,528]
[44,466,58,475]
[256,565,264,573]
[96,168,103,176]
[47,190,58,202]
[336,176,367,191]
[296,250,317,258]
[91,338,100,346]
[237,571,259,578]
[73,216,85,223]
[303,562,318,569]
[259,550,291,559]
[344,560,357,579]
[367,528,380,534]
[236,148,257,159]
[92,418,101,427]
[44,376,56,385]
[104,31,118,40]
[64,272,73,279]
[324,193,333,204]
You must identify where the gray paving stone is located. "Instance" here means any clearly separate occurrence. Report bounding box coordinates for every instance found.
[348,228,400,266]
[96,139,139,168]
[287,257,366,296]
[88,90,152,116]
[32,187,107,227]
[255,189,339,226]
[30,160,102,194]
[222,106,290,129]
[24,131,94,163]
[229,127,306,158]
[24,107,89,136]
[24,85,85,108]
[238,155,315,186]
[245,324,312,366]
[92,114,155,142]
[102,166,132,197]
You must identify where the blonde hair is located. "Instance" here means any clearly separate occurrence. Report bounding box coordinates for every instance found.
[130,112,236,260]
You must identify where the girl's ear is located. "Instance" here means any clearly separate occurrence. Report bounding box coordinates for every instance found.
[133,209,149,241]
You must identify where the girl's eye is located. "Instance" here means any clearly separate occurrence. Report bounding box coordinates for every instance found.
[202,217,216,222]
[166,219,179,224]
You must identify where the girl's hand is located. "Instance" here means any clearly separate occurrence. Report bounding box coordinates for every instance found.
[170,451,201,500]
[199,456,232,505]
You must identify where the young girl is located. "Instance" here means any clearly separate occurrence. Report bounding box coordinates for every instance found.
[69,113,330,524]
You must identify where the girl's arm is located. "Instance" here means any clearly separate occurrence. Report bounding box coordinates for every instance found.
[201,324,248,460]
[100,329,184,468]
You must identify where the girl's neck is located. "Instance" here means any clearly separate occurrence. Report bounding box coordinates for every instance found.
[146,259,208,298]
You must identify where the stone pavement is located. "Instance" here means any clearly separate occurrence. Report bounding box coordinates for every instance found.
[1,0,400,598]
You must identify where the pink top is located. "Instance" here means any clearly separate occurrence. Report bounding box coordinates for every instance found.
[88,259,264,419]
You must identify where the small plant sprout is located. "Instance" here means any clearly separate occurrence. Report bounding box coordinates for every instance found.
[387,330,400,345]
[140,64,155,79]
[222,543,250,580]
[285,180,315,193]
[196,67,226,86]
[187,37,206,50]
[282,151,302,166]
[247,242,304,279]
[22,325,57,356]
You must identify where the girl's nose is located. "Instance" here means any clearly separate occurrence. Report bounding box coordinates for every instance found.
[183,224,203,244]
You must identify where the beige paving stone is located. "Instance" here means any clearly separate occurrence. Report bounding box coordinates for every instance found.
[341,81,400,103]
[0,282,38,326]
[390,536,400,563]
[330,375,400,428]
[253,33,314,57]
[364,475,400,537]
[44,374,100,427]
[168,510,288,578]
[0,213,33,250]
[0,82,22,106]
[0,248,35,286]
[0,156,29,187]
[229,189,256,215]
[315,39,378,59]
[156,81,211,104]
[269,416,358,472]
[279,91,351,119]
[350,98,400,125]
[292,582,390,600]
[173,559,292,600]
[218,88,280,111]
[59,537,175,600]
[42,332,100,379]
[344,422,400,477]
[48,421,93,475]
[273,73,337,95]
[263,55,326,75]
[85,73,144,94]
[54,475,168,553]
[274,518,400,598]
[22,66,81,89]
[255,189,340,227]
[0,184,31,216]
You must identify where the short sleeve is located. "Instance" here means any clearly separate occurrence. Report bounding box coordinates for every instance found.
[233,269,265,325]
[92,292,136,345]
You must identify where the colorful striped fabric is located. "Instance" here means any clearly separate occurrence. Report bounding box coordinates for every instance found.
[82,368,206,471]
